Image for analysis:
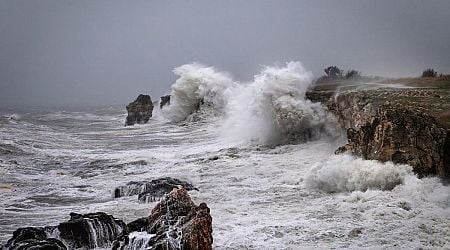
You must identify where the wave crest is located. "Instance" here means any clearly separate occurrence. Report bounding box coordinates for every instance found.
[163,63,234,122]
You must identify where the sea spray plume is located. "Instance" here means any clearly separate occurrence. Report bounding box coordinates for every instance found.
[222,61,340,145]
[306,155,414,192]
[163,63,234,122]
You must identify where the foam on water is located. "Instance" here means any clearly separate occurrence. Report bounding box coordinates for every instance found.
[125,232,154,250]
[1,62,449,249]
[306,154,414,192]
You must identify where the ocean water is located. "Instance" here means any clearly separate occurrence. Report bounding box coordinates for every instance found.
[1,62,449,249]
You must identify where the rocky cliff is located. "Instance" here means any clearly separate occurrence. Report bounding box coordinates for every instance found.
[307,85,450,178]
[125,94,154,126]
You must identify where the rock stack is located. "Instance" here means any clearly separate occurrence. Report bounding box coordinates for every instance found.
[115,188,213,250]
[125,94,154,126]
[160,95,171,109]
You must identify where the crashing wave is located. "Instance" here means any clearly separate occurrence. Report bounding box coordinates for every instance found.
[222,61,341,145]
[162,63,235,122]
[306,155,414,192]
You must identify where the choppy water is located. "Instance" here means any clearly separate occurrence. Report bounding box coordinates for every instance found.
[1,107,449,249]
[1,62,449,249]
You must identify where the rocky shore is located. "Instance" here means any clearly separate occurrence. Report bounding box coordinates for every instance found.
[2,180,212,250]
[307,80,450,178]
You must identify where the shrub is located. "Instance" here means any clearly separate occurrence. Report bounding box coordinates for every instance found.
[345,70,361,79]
[324,66,342,79]
[422,68,437,77]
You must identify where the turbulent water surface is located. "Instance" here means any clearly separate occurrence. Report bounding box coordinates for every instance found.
[1,62,449,249]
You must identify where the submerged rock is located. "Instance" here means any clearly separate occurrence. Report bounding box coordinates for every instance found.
[114,177,198,203]
[125,94,154,126]
[160,95,171,109]
[116,188,213,250]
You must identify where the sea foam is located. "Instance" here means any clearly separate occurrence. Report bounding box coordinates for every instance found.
[222,61,340,145]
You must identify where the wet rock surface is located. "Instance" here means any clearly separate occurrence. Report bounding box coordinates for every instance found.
[3,227,66,250]
[57,212,126,249]
[3,181,210,250]
[116,188,213,250]
[114,177,198,203]
[307,88,450,178]
[125,94,154,126]
[160,95,171,109]
[2,213,126,250]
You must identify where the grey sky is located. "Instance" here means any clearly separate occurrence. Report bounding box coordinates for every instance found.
[1,0,449,107]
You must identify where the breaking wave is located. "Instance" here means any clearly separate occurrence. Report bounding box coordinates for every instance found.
[162,63,234,122]
[222,61,341,145]
[306,155,414,192]
[162,61,341,144]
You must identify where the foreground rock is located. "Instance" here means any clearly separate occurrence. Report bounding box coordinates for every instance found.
[3,227,66,250]
[115,188,213,250]
[114,177,198,203]
[160,95,171,109]
[125,94,154,126]
[3,212,126,249]
[307,88,450,177]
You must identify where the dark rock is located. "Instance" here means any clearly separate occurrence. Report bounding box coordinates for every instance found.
[119,188,213,250]
[348,228,363,238]
[160,95,171,109]
[113,177,198,203]
[57,212,126,249]
[4,227,66,250]
[125,94,154,126]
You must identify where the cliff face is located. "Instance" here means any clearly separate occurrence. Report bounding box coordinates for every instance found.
[307,88,450,178]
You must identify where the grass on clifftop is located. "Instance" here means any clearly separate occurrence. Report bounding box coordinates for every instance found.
[310,76,450,129]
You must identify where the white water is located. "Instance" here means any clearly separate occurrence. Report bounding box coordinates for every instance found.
[162,63,234,122]
[126,232,154,250]
[0,62,449,249]
[222,61,340,145]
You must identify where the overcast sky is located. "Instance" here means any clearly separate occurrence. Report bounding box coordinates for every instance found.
[1,0,449,107]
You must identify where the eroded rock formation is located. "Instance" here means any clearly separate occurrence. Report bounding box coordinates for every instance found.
[114,177,198,203]
[3,212,126,250]
[307,89,450,177]
[3,227,66,250]
[125,94,154,126]
[160,95,171,109]
[4,188,212,250]
[115,188,213,250]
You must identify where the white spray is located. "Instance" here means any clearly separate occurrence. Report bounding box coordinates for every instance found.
[162,63,235,122]
[222,61,340,145]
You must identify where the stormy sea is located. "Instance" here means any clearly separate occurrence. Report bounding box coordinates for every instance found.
[1,62,449,249]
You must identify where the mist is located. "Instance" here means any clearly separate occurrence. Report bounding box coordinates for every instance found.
[1,0,449,108]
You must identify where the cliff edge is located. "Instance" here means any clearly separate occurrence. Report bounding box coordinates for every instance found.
[307,77,450,178]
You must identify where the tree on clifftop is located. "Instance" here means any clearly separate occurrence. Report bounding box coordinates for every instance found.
[422,68,437,77]
[324,66,342,79]
[345,69,361,79]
